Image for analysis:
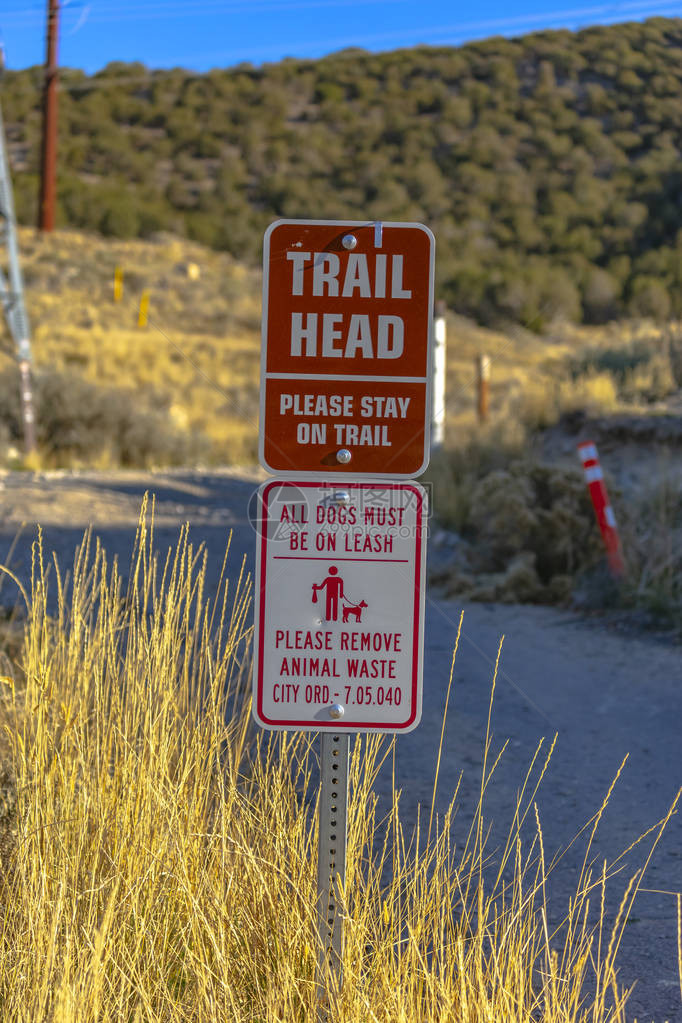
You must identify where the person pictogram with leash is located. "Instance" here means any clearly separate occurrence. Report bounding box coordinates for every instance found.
[312,566,367,623]
[312,566,344,622]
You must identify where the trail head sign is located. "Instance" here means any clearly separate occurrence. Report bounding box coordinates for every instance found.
[260,220,435,477]
[253,479,427,731]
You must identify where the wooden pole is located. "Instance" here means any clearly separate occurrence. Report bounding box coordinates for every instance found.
[476,354,490,423]
[38,0,60,232]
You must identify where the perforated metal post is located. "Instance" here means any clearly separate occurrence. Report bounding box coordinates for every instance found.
[316,730,349,1011]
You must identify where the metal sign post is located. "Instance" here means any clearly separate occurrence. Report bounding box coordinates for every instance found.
[253,218,433,1015]
[253,478,427,1005]
[253,477,426,1012]
[316,730,350,1010]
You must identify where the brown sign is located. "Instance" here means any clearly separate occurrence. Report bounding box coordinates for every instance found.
[259,220,435,477]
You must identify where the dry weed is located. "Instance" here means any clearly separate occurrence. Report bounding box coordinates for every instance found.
[0,516,676,1019]
[616,460,682,630]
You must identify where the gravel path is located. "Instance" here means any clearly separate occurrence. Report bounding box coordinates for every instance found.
[1,468,681,1022]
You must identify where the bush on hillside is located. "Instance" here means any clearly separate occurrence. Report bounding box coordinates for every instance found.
[569,336,678,402]
[7,19,682,326]
[426,446,606,603]
[0,369,205,468]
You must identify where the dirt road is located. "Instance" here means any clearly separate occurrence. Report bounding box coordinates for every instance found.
[1,468,681,1021]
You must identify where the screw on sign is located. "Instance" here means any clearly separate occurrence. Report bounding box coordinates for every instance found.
[259,219,435,477]
[578,441,624,577]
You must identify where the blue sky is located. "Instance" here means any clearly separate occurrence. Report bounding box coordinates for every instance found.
[2,0,681,73]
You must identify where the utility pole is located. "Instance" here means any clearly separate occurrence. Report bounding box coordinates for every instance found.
[0,97,37,454]
[38,0,60,232]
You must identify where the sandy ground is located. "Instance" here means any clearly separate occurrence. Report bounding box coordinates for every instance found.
[1,467,681,1022]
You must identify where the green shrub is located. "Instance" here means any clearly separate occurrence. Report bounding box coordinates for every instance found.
[0,368,205,468]
[466,460,602,578]
[627,275,672,319]
[663,326,682,386]
[425,444,605,604]
[8,20,682,327]
[570,340,652,382]
[99,196,140,238]
[569,335,677,401]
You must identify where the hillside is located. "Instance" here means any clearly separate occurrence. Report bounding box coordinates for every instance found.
[0,229,262,466]
[1,224,678,469]
[4,18,682,327]
[0,222,679,622]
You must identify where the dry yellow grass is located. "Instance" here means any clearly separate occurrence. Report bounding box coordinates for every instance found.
[440,314,681,452]
[0,514,678,1020]
[2,228,263,464]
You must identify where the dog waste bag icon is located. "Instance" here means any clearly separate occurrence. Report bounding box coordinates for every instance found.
[311,566,367,624]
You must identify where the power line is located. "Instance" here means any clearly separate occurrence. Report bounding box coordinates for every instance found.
[3,0,680,26]
[0,0,414,26]
[120,2,682,66]
[1,1,681,93]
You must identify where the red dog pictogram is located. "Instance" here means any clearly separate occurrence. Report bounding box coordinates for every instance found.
[342,600,368,624]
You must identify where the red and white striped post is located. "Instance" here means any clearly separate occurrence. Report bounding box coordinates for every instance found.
[577,441,624,578]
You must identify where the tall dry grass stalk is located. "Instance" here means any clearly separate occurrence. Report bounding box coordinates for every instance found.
[0,508,677,1020]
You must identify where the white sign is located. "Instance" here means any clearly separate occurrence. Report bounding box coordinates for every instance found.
[253,479,427,732]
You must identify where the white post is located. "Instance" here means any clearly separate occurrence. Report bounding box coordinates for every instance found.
[432,302,446,450]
